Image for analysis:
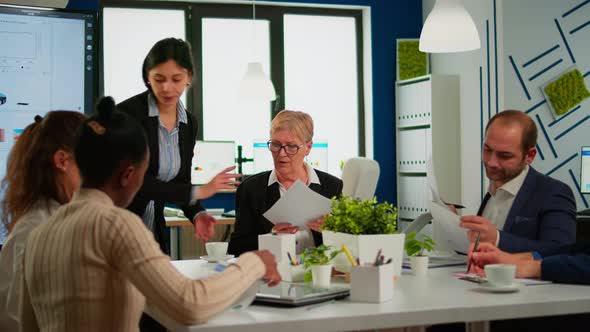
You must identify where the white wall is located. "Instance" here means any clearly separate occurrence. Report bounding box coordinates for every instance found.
[422,0,501,214]
[423,0,590,211]
[502,0,590,210]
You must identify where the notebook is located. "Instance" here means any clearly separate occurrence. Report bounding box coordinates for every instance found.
[254,281,349,307]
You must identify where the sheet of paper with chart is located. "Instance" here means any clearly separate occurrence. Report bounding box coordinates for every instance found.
[263,180,333,227]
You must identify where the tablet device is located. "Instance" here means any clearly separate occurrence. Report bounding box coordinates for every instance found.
[254,282,349,307]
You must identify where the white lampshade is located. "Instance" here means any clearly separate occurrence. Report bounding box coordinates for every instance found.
[419,0,480,53]
[238,62,276,101]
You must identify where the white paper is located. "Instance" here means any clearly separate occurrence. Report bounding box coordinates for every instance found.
[429,200,471,253]
[262,180,333,227]
[426,155,443,204]
[516,278,553,286]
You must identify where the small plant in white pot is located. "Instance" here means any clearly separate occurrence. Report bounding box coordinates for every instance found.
[404,232,435,276]
[321,195,405,277]
[301,244,342,288]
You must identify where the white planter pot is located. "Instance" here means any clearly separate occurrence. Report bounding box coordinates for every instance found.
[311,264,332,288]
[322,231,405,277]
[410,256,429,276]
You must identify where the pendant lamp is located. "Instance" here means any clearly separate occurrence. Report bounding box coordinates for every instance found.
[238,1,276,101]
[419,0,480,53]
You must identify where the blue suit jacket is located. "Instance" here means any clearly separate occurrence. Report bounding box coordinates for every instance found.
[491,167,576,253]
[538,242,590,284]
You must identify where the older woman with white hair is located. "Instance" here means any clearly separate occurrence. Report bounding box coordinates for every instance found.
[228,110,342,256]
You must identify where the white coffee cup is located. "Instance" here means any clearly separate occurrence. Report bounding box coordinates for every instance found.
[485,264,516,287]
[205,242,228,258]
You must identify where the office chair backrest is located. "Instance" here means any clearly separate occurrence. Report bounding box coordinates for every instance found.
[341,157,380,200]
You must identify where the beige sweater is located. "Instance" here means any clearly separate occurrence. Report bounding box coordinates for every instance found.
[20,189,265,331]
[0,200,58,331]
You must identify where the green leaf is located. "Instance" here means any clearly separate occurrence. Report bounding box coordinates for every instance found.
[322,195,398,235]
[404,232,436,257]
[301,245,342,268]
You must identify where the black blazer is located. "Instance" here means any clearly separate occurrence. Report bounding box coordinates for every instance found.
[117,90,205,254]
[228,169,343,256]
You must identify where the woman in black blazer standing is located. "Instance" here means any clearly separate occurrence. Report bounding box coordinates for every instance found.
[118,38,239,256]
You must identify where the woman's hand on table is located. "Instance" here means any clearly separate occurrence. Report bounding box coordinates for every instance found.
[253,250,281,287]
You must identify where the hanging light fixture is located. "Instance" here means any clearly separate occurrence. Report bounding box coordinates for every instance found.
[238,0,276,101]
[419,0,480,53]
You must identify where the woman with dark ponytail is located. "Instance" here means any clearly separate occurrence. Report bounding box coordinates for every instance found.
[19,97,280,332]
[118,38,240,255]
[0,111,86,331]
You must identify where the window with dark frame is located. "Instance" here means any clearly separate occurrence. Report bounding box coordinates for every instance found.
[101,1,365,176]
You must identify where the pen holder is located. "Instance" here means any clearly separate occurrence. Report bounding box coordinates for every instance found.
[258,233,296,265]
[350,263,394,303]
[277,263,306,282]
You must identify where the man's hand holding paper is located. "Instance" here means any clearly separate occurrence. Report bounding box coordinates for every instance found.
[460,215,498,244]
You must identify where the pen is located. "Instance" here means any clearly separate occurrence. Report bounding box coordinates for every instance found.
[341,245,357,266]
[373,249,382,266]
[466,231,481,273]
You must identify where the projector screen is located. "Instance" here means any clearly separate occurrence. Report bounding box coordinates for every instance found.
[0,4,98,243]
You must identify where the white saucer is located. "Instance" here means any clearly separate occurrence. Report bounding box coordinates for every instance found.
[479,282,520,293]
[200,254,235,263]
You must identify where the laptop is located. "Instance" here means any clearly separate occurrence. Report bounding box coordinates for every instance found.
[254,282,349,307]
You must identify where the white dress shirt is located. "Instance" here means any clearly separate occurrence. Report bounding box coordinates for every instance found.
[483,165,530,245]
[0,199,59,331]
[268,163,321,254]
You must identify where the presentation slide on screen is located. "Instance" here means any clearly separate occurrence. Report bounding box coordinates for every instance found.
[0,10,89,244]
[0,12,86,153]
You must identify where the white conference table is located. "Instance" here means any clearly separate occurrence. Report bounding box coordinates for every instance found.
[148,263,590,332]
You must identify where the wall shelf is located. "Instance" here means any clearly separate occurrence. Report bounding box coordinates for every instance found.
[395,74,461,233]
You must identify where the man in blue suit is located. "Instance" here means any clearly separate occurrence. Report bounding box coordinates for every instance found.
[459,110,576,253]
[469,242,590,332]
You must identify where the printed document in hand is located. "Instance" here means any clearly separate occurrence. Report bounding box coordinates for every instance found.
[426,156,443,204]
[262,180,332,227]
[429,200,470,253]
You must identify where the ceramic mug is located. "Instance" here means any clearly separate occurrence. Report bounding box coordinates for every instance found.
[205,242,228,259]
[484,264,516,287]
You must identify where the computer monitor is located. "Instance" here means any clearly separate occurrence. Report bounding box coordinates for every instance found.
[581,146,590,194]
[191,141,236,185]
[0,4,98,244]
[252,140,329,174]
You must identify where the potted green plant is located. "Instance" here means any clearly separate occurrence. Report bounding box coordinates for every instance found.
[300,245,342,288]
[404,232,436,276]
[321,195,405,277]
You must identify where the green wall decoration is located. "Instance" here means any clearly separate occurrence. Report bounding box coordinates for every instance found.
[543,68,590,116]
[397,39,428,81]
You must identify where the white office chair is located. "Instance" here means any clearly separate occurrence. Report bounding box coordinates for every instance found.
[341,157,380,200]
